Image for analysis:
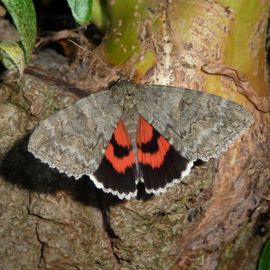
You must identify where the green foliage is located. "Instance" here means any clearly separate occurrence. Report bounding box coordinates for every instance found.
[0,0,36,74]
[259,240,270,270]
[91,0,108,32]
[0,42,25,75]
[0,0,109,74]
[67,0,93,25]
[67,0,108,31]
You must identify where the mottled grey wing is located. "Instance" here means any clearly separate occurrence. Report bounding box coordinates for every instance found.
[28,89,123,178]
[135,85,252,161]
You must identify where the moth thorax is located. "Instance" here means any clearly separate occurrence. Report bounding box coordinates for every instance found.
[123,98,136,111]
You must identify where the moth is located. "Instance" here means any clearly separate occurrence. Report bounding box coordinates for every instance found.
[28,82,252,199]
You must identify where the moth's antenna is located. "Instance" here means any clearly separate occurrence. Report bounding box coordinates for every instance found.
[67,38,90,53]
[67,38,108,66]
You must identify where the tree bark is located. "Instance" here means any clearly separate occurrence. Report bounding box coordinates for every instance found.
[0,1,270,269]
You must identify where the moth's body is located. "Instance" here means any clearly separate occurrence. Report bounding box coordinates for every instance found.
[28,82,252,200]
[115,86,139,160]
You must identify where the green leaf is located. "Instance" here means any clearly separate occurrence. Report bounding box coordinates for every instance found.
[91,0,108,32]
[67,0,93,25]
[0,42,25,75]
[259,239,270,270]
[1,0,36,62]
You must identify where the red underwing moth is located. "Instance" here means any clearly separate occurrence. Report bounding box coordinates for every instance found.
[28,82,252,199]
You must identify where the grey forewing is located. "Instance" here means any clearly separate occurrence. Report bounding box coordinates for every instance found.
[135,84,252,161]
[28,89,123,178]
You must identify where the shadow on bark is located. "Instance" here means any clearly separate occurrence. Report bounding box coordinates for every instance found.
[0,135,126,208]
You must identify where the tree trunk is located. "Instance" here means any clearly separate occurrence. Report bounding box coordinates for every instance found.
[0,1,270,269]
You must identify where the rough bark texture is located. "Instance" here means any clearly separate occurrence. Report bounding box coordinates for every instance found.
[0,0,270,269]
